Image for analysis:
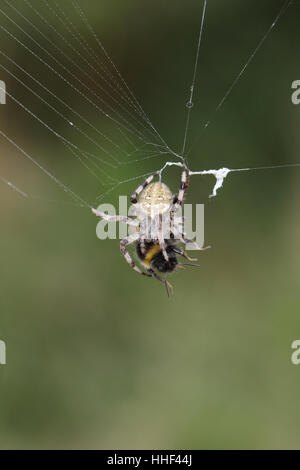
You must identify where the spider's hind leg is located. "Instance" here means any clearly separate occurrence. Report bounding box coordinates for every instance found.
[120,234,152,278]
[172,228,211,252]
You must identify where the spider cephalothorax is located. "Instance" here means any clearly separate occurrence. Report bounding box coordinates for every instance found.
[92,164,209,295]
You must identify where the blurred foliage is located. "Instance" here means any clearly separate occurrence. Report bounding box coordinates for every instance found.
[0,0,300,449]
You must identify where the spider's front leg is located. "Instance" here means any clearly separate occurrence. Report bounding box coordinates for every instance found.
[130,171,159,204]
[172,164,190,212]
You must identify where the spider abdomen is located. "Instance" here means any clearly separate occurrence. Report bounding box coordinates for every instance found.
[139,182,173,215]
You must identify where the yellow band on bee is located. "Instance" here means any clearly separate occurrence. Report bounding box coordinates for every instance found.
[142,244,161,267]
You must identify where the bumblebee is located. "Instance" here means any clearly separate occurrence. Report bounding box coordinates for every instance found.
[136,240,179,273]
[136,239,199,273]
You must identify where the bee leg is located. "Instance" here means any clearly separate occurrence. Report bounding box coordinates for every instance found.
[181,250,198,262]
[148,269,174,297]
[164,280,174,297]
[172,246,198,262]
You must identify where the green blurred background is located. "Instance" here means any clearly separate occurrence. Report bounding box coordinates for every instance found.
[0,0,300,449]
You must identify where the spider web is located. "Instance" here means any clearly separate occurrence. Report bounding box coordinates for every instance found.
[0,0,298,211]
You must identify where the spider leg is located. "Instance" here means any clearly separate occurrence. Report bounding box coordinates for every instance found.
[183,237,211,251]
[172,228,211,252]
[172,164,190,212]
[147,268,174,297]
[157,213,169,261]
[139,239,148,256]
[92,207,138,226]
[158,237,169,262]
[120,233,152,278]
[130,171,159,204]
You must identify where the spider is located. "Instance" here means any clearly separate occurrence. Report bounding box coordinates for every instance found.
[92,164,209,295]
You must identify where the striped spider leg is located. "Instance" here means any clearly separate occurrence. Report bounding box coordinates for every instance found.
[120,232,152,278]
[172,226,211,258]
[91,207,139,226]
[171,163,190,212]
[130,171,160,204]
[92,208,151,276]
